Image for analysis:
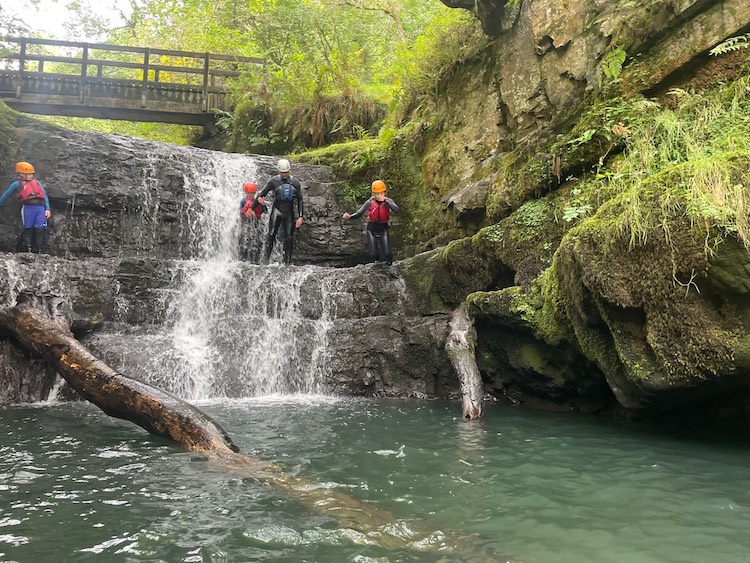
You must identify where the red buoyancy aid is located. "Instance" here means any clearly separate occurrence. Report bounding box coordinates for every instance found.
[241,198,263,219]
[367,200,390,224]
[16,179,45,203]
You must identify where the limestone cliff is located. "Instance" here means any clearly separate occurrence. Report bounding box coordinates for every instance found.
[386,0,750,416]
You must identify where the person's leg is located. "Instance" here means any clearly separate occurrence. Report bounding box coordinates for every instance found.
[20,207,31,252]
[22,229,34,252]
[265,210,282,262]
[33,228,46,253]
[365,230,378,262]
[239,223,249,261]
[21,206,45,253]
[282,216,294,264]
[380,228,393,265]
[30,206,48,253]
[248,220,262,263]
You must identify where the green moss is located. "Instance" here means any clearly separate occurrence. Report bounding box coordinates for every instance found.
[466,279,571,347]
[399,250,451,313]
[707,238,750,295]
[295,138,383,180]
[485,151,553,222]
[0,103,19,176]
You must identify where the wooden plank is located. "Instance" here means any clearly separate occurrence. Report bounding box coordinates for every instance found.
[6,56,245,78]
[2,71,228,92]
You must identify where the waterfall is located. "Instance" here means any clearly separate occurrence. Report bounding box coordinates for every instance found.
[143,151,332,400]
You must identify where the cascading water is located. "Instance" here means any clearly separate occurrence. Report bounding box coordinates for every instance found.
[1,133,437,406]
[140,152,333,400]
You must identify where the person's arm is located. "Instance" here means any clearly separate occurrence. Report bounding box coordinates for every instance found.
[384,197,400,214]
[241,198,254,218]
[344,198,372,220]
[295,180,304,221]
[0,182,19,207]
[37,181,52,212]
[251,199,267,213]
[256,178,275,200]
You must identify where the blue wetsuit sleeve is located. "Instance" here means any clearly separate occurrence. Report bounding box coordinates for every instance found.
[348,198,372,220]
[384,198,400,214]
[0,182,19,206]
[38,180,51,211]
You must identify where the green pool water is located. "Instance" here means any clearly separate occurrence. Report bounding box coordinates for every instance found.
[1,398,749,562]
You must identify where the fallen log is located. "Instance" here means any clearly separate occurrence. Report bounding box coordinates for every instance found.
[446,304,485,419]
[0,299,240,456]
[0,297,508,559]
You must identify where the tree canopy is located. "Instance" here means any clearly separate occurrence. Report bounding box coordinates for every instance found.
[1,0,483,148]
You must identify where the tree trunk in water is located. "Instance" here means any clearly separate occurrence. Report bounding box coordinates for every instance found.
[0,298,506,559]
[0,299,241,456]
[446,305,485,419]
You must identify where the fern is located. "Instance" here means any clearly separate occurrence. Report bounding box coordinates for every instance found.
[710,34,750,56]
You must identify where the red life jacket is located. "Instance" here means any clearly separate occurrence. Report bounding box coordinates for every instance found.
[16,179,45,203]
[241,198,263,219]
[367,200,390,224]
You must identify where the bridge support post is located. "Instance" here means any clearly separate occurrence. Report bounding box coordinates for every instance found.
[79,44,89,104]
[15,39,27,98]
[202,53,210,112]
[141,47,150,108]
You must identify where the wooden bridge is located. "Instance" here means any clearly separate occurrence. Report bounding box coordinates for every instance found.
[0,37,265,126]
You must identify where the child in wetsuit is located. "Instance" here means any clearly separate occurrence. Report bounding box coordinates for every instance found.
[342,180,400,265]
[239,182,266,262]
[0,161,52,253]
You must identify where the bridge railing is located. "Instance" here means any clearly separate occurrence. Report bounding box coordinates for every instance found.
[0,36,266,114]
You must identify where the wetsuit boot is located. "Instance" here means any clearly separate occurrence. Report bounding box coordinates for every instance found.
[22,229,34,253]
[33,228,46,253]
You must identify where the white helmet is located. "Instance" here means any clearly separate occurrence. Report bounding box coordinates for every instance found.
[277,158,291,172]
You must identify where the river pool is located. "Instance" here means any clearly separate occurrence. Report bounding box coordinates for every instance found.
[1,398,749,562]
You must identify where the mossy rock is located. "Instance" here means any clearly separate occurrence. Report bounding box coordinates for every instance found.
[0,103,20,176]
[546,206,742,409]
[475,321,614,411]
[707,238,750,296]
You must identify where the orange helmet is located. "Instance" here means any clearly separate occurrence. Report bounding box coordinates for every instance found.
[371,180,386,193]
[16,162,35,174]
[243,182,257,194]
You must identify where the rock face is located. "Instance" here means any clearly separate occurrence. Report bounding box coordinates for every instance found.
[0,115,456,407]
[3,0,749,420]
[0,253,455,404]
[358,0,750,419]
[0,115,371,265]
[421,0,750,222]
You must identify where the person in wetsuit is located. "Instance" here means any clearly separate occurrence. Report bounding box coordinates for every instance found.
[0,161,52,253]
[255,159,303,265]
[238,181,267,262]
[342,180,400,265]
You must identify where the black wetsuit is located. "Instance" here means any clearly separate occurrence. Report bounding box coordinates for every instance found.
[348,197,400,264]
[257,174,303,264]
